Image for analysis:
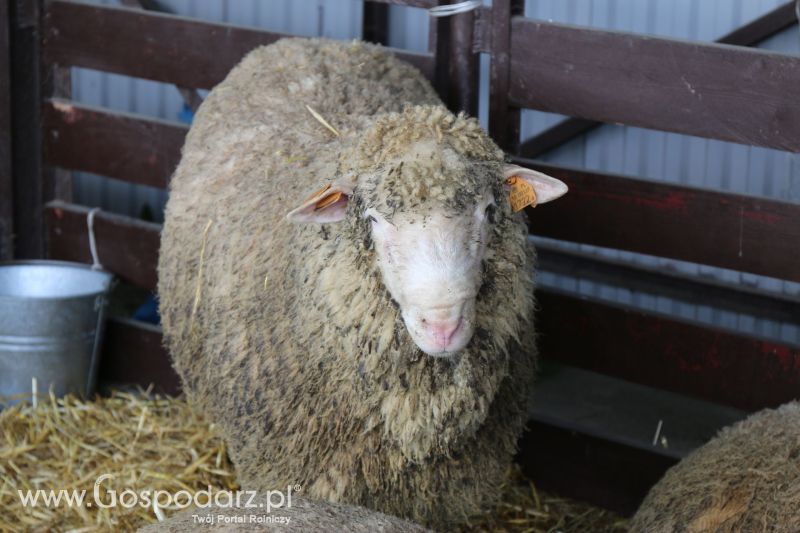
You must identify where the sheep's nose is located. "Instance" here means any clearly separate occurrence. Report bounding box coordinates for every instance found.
[422,318,463,349]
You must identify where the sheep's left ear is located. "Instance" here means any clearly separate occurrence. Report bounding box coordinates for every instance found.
[286,181,353,223]
[503,165,568,211]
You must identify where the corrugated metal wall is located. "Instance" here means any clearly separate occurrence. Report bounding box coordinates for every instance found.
[69,0,799,345]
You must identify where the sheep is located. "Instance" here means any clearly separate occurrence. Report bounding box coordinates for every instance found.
[630,401,800,533]
[137,496,430,532]
[157,37,568,530]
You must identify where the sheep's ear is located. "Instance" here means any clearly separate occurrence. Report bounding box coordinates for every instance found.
[502,165,568,212]
[286,182,353,223]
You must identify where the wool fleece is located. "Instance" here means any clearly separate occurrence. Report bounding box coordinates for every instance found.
[631,401,800,533]
[158,38,539,529]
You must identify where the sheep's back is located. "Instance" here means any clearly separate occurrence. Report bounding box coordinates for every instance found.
[631,401,800,533]
[158,38,439,407]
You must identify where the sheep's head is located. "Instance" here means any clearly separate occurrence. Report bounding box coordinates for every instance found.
[286,107,567,357]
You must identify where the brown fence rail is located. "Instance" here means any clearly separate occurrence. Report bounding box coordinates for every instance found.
[520,159,800,283]
[506,17,800,152]
[517,0,800,158]
[538,289,800,411]
[43,0,437,88]
[44,99,186,189]
[46,201,160,289]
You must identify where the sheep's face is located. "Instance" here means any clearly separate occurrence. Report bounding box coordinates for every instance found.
[362,191,493,356]
[287,141,568,357]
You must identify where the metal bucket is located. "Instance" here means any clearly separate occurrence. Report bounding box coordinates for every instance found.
[0,261,112,403]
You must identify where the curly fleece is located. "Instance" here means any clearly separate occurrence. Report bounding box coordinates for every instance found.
[158,38,537,530]
[631,401,800,533]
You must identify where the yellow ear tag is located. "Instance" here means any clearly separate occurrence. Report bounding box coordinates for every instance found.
[506,176,538,212]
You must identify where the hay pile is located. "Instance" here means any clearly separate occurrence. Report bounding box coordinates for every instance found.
[461,466,629,533]
[0,390,236,532]
[0,392,627,532]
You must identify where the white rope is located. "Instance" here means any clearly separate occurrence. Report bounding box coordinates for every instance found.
[86,207,103,271]
[429,0,482,18]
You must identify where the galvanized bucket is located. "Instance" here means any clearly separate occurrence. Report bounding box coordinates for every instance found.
[0,261,113,403]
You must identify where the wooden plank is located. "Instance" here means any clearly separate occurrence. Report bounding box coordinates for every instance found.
[516,1,799,158]
[43,99,187,189]
[530,362,746,460]
[0,0,12,259]
[99,317,180,395]
[43,0,436,88]
[519,159,800,283]
[717,1,798,46]
[537,244,800,326]
[537,288,800,412]
[508,17,800,151]
[518,362,746,514]
[45,201,160,290]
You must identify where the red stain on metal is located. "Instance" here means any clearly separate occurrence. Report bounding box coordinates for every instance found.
[762,343,796,373]
[582,190,690,212]
[638,191,690,212]
[741,209,781,225]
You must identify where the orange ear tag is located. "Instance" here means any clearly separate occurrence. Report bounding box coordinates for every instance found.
[315,191,343,210]
[305,183,332,202]
[506,176,538,212]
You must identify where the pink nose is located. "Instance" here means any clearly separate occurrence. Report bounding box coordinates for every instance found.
[423,318,462,348]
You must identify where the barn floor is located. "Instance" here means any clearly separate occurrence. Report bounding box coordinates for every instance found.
[0,391,628,532]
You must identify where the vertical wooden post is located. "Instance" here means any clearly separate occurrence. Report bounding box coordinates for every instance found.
[0,0,13,259]
[429,0,452,109]
[362,1,389,45]
[488,0,523,152]
[9,0,43,258]
[447,7,479,116]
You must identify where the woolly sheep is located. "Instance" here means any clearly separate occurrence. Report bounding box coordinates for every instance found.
[137,496,429,533]
[158,37,567,529]
[631,401,800,533]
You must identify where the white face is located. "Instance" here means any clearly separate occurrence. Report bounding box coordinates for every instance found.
[365,190,496,357]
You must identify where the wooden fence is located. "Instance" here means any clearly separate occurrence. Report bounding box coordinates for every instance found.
[2,0,799,514]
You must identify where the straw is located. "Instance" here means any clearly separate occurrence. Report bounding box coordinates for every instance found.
[305,105,340,137]
[189,219,213,334]
[1,392,628,532]
[459,465,629,533]
[0,391,236,532]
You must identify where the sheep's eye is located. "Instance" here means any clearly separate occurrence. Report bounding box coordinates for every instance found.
[368,214,377,223]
